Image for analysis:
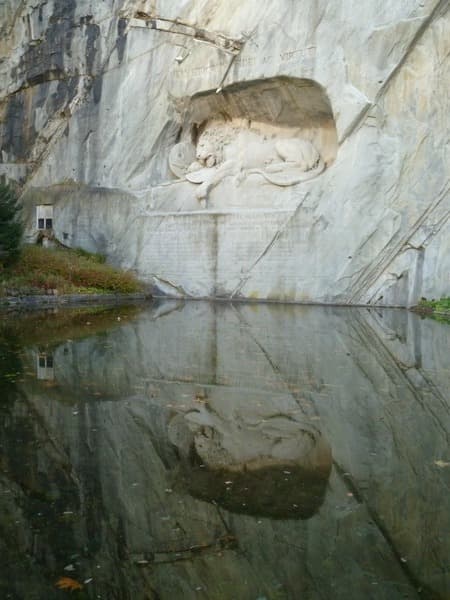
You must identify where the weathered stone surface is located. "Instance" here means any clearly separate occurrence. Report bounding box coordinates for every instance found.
[1,1,449,304]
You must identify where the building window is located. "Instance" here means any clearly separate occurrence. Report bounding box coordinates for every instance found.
[36,205,54,230]
[37,353,55,381]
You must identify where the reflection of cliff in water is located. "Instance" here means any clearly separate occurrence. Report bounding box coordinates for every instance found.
[0,383,79,599]
[0,301,448,600]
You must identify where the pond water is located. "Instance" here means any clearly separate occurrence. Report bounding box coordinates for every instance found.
[0,301,448,600]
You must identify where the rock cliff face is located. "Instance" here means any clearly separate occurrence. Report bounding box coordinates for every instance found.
[1,1,449,305]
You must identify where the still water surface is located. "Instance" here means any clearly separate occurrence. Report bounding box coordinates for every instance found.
[0,301,449,600]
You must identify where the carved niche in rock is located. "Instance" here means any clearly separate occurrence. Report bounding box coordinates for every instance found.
[168,77,337,205]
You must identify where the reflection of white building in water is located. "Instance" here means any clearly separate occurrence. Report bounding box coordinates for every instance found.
[37,353,54,381]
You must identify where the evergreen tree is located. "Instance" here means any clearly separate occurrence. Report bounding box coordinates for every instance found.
[0,182,23,267]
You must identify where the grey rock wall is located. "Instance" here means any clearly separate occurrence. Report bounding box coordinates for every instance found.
[1,1,449,305]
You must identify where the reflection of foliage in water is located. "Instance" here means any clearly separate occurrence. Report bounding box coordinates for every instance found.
[0,304,142,402]
[413,298,450,324]
[0,304,143,348]
[0,331,23,404]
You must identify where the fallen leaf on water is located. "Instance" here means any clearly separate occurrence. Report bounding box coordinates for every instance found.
[434,460,450,468]
[55,576,83,591]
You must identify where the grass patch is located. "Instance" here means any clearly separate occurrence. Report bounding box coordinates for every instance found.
[73,246,106,264]
[0,245,142,296]
[413,297,450,323]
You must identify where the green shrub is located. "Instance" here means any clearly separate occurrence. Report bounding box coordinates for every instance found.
[419,297,450,311]
[3,246,142,295]
[0,182,23,267]
[416,296,450,323]
[73,247,106,264]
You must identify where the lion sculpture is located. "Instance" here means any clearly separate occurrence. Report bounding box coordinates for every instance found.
[169,121,325,203]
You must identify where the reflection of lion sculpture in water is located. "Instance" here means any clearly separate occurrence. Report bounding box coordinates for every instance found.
[167,396,332,519]
[169,123,325,203]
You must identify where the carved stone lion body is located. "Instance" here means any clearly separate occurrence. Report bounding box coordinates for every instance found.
[169,121,325,202]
